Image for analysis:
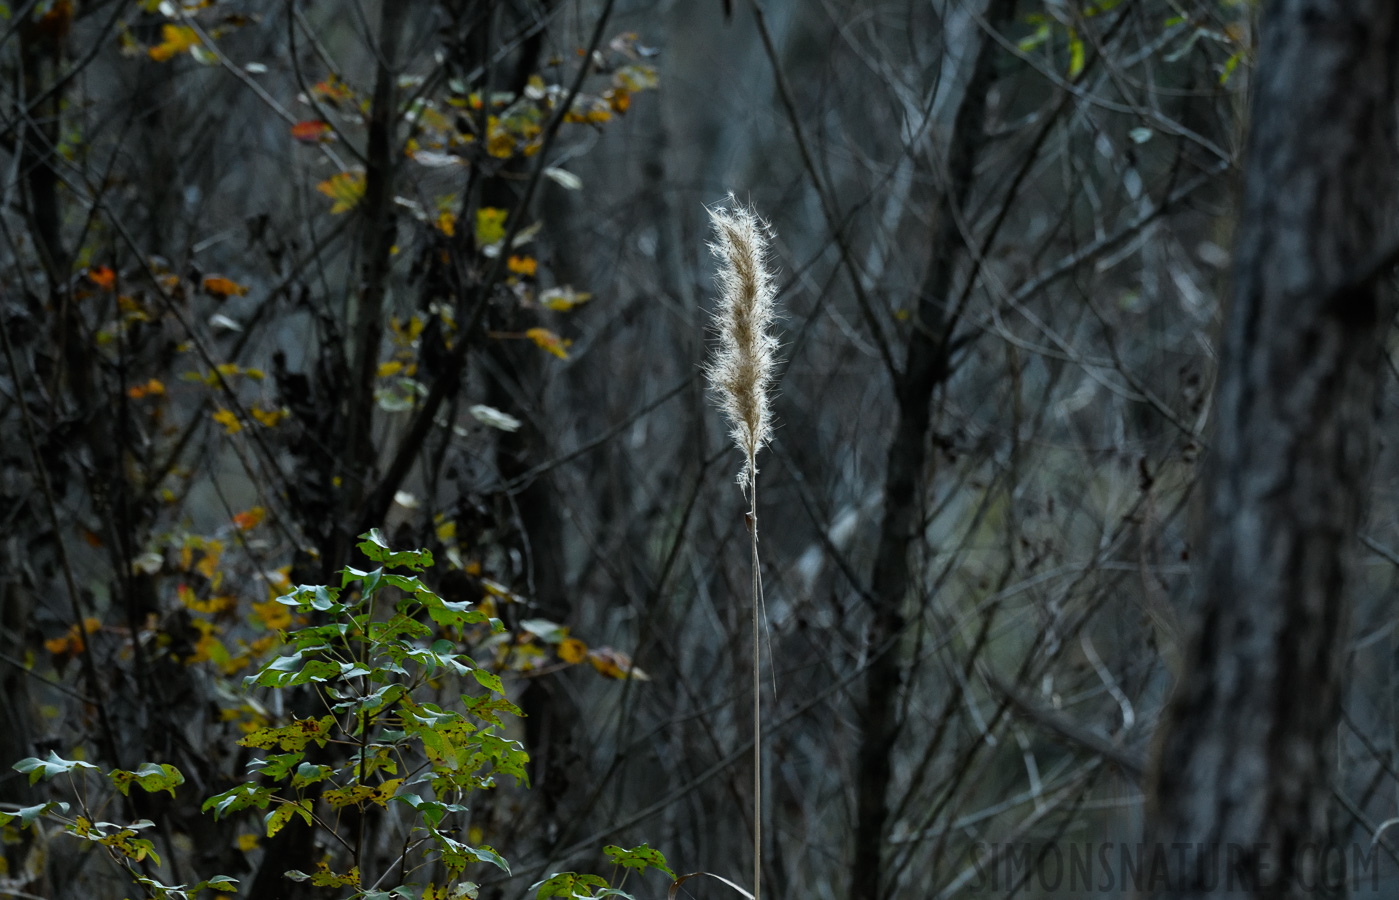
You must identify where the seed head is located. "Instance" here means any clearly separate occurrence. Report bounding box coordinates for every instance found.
[707,200,779,482]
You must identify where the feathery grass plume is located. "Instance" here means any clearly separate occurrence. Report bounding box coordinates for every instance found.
[707,198,778,900]
[707,200,779,484]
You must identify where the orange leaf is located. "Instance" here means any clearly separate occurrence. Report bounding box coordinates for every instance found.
[311,76,355,104]
[203,276,249,298]
[88,266,116,291]
[232,507,265,531]
[127,378,165,400]
[507,255,537,277]
[290,120,332,143]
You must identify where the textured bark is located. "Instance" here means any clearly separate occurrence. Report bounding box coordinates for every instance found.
[1147,3,1399,898]
[849,3,1013,898]
[336,0,407,567]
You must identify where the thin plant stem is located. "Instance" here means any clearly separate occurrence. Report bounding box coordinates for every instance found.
[750,466,761,900]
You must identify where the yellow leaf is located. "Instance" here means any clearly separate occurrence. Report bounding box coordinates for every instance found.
[558,637,587,664]
[436,519,457,541]
[323,785,376,808]
[476,207,508,245]
[539,287,592,312]
[587,647,648,680]
[196,541,224,580]
[251,404,287,427]
[148,24,200,63]
[507,255,537,277]
[212,408,242,434]
[525,327,570,359]
[606,87,631,113]
[373,778,403,806]
[236,833,259,853]
[252,598,291,631]
[437,211,456,237]
[316,170,367,214]
[391,316,425,345]
[377,361,404,377]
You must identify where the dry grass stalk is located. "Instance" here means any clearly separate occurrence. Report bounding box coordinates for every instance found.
[708,201,779,484]
[707,199,779,900]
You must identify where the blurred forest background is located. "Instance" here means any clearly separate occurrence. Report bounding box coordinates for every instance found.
[2,0,1397,898]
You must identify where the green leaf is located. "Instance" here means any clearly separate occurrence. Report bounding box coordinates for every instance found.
[14,751,99,784]
[472,668,505,694]
[534,873,609,900]
[356,531,433,570]
[109,762,185,798]
[1067,29,1085,79]
[199,875,240,893]
[603,844,675,880]
[14,801,68,828]
[519,618,567,644]
[393,792,468,829]
[265,799,312,837]
[202,784,273,820]
[291,762,334,788]
[246,752,305,780]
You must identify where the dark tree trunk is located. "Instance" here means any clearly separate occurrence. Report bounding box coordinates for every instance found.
[1147,2,1399,897]
[849,3,1013,898]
